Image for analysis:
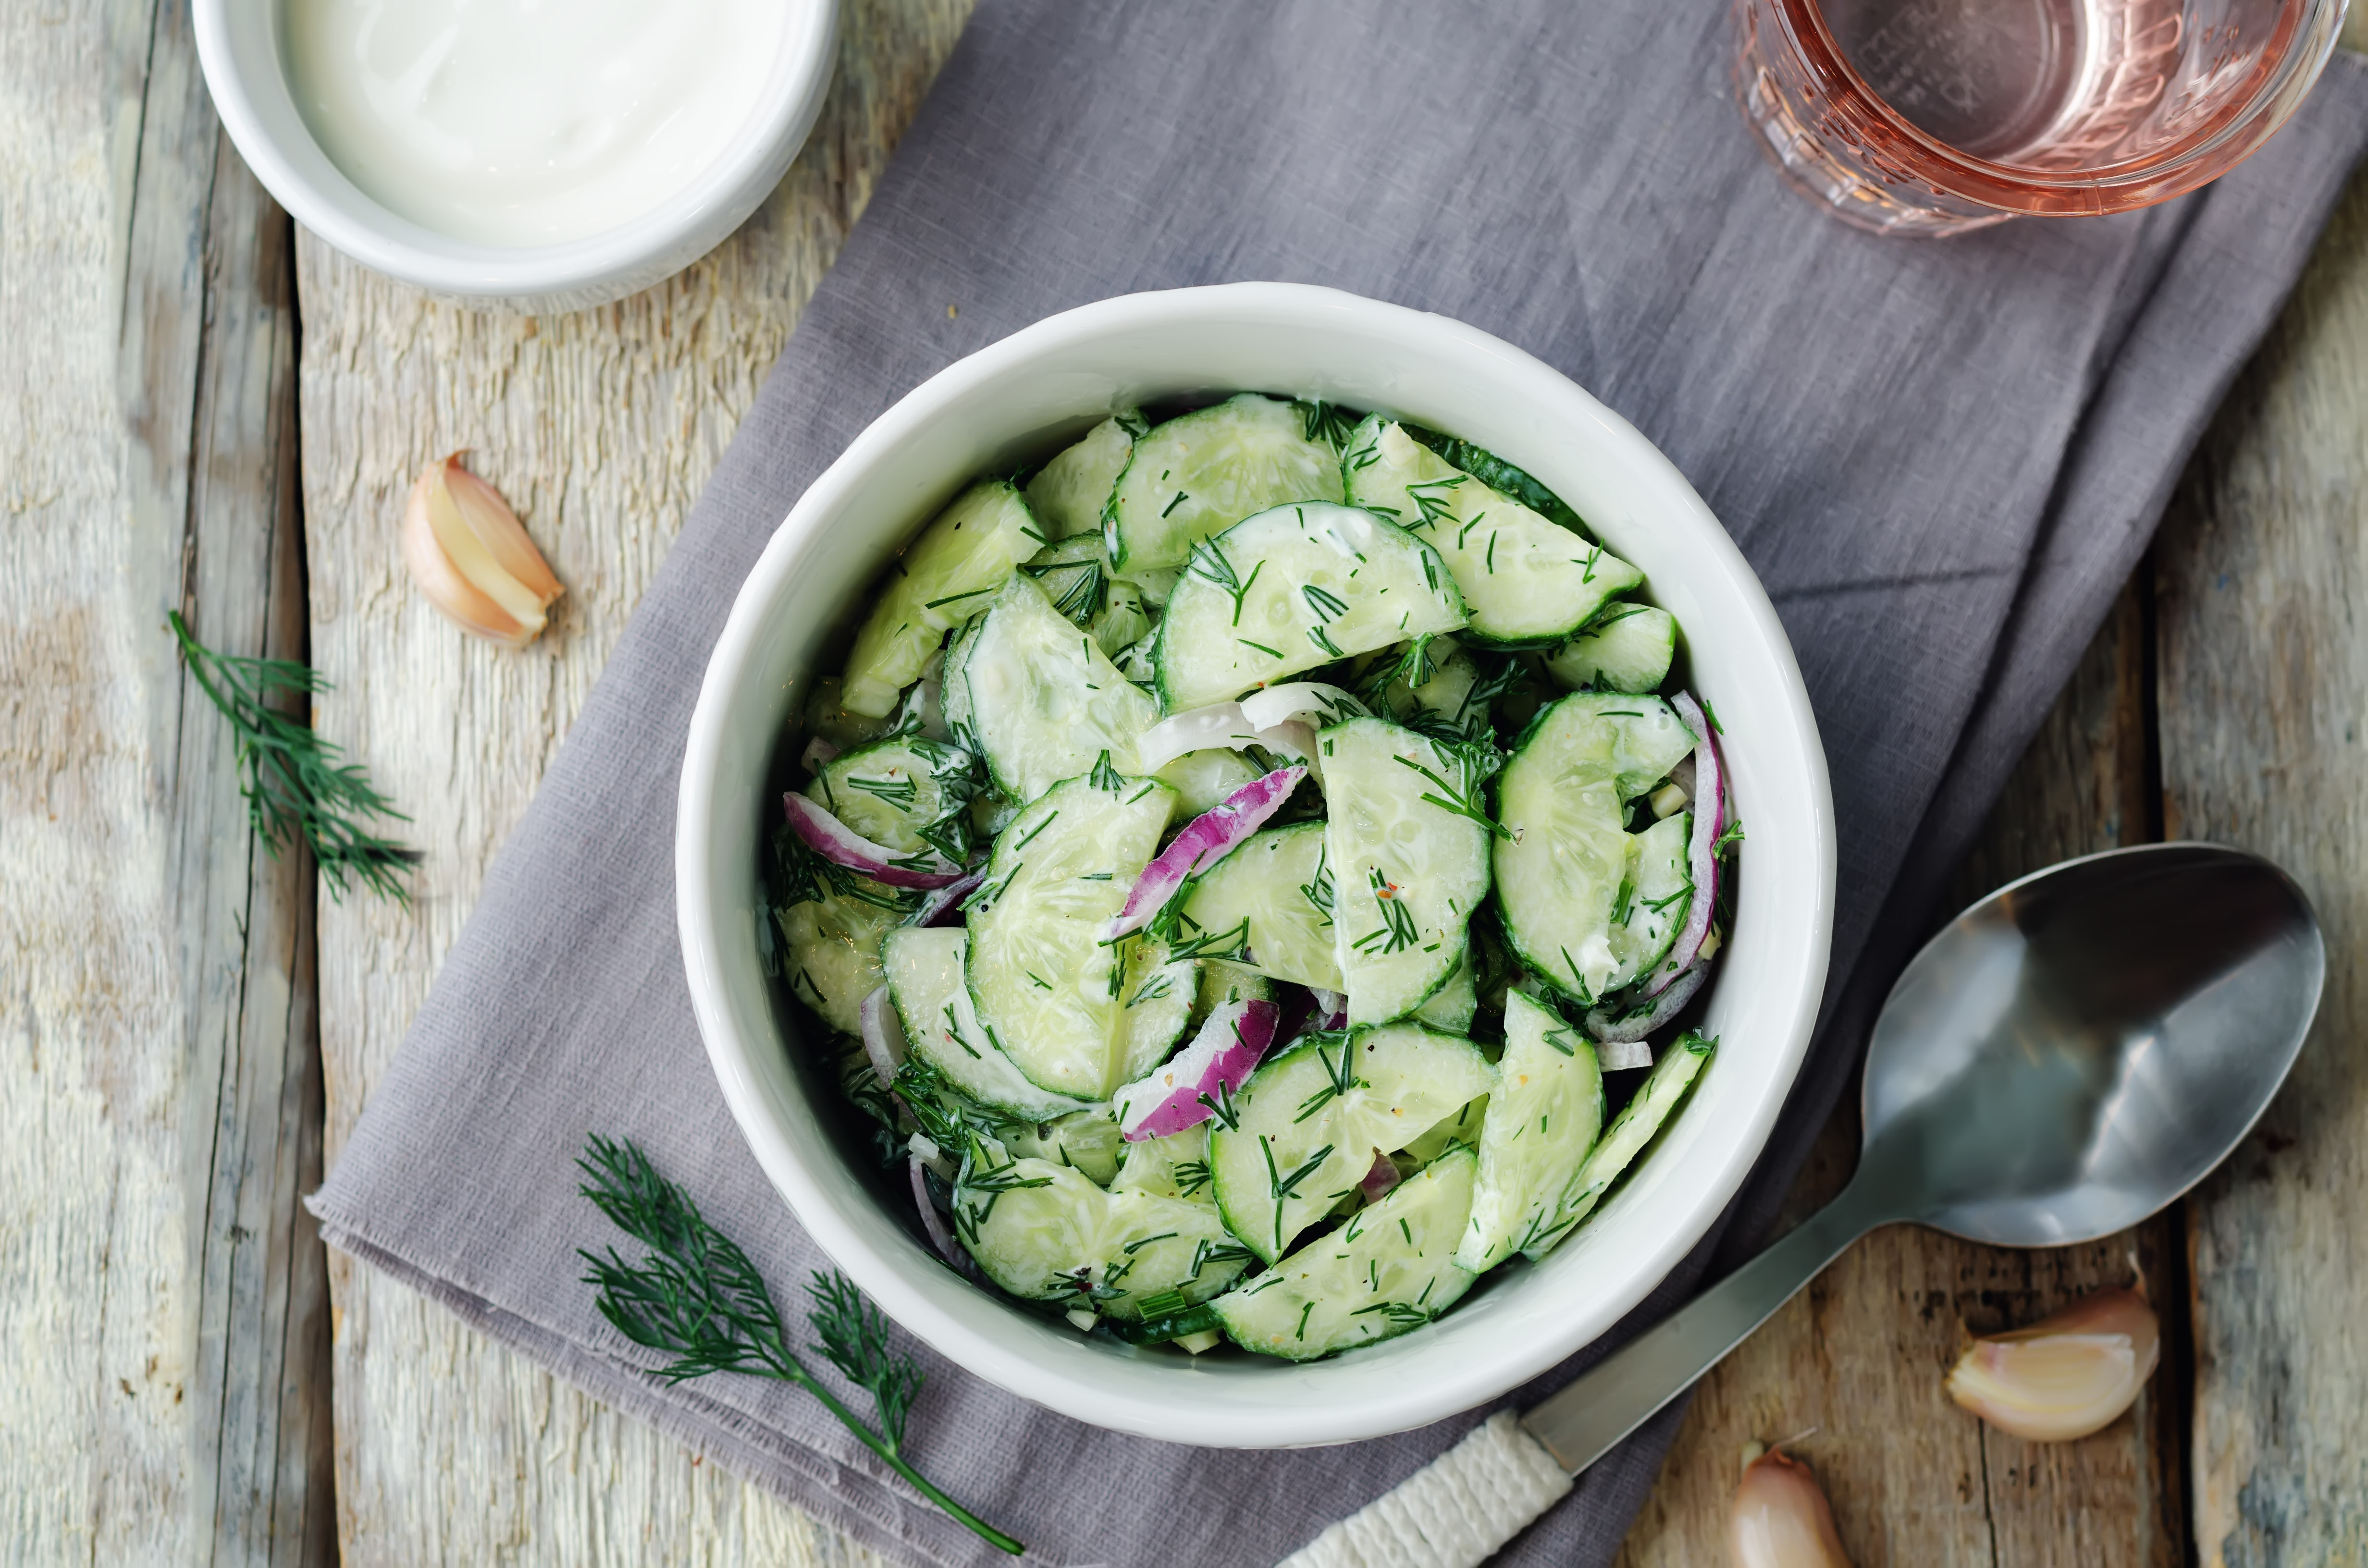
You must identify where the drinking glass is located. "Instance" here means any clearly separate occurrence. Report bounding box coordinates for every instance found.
[1737,0,2351,234]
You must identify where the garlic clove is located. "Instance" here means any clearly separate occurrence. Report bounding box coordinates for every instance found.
[1730,1444,1853,1568]
[1944,1286,2160,1442]
[401,454,564,647]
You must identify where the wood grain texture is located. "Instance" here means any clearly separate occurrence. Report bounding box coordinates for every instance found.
[296,3,969,1563]
[1613,584,2188,1568]
[2155,160,2368,1568]
[2,0,329,1562]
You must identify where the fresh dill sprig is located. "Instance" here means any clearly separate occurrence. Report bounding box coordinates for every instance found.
[168,610,419,904]
[577,1136,1024,1556]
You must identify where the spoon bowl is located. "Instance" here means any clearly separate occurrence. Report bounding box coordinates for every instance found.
[1862,842,2323,1247]
[1521,841,2323,1474]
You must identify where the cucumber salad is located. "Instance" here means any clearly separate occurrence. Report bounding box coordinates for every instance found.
[765,393,1737,1362]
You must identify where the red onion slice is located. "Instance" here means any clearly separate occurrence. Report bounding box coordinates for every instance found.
[799,735,842,773]
[782,792,967,889]
[1358,1150,1401,1203]
[1588,958,1711,1045]
[1135,702,1331,779]
[912,868,987,927]
[1114,998,1282,1140]
[1308,987,1350,1032]
[859,985,908,1087]
[1648,693,1726,994]
[909,1156,974,1273]
[1107,765,1308,941]
[1597,1039,1654,1072]
[1239,682,1365,732]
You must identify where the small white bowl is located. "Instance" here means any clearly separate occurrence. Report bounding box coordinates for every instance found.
[678,283,1837,1448]
[193,0,837,313]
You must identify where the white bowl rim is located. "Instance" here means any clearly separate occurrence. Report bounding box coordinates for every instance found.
[191,0,838,300]
[678,281,1838,1447]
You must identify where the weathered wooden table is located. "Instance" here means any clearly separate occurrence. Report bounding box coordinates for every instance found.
[9,1,2366,1562]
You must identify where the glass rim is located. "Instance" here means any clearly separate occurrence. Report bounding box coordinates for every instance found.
[1771,0,2349,212]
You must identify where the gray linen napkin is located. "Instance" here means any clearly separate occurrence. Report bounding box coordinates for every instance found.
[310,2,2368,1563]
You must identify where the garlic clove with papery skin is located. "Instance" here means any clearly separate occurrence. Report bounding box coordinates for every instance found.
[401,454,564,647]
[1944,1286,2160,1443]
[1729,1443,1853,1568]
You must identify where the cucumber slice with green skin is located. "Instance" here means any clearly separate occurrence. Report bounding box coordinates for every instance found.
[952,575,1163,806]
[1025,412,1144,540]
[1152,503,1468,714]
[1413,948,1478,1033]
[1401,1092,1489,1164]
[1110,1123,1214,1202]
[1104,393,1343,573]
[1523,1030,1714,1260]
[1455,991,1605,1270]
[1152,746,1260,819]
[1545,603,1678,695]
[843,480,1045,717]
[1493,695,1697,1004]
[1400,423,1593,538]
[1116,938,1199,1083]
[1091,574,1153,658]
[964,772,1178,1100]
[1322,718,1494,1026]
[1207,1023,1496,1263]
[776,873,917,1034]
[1344,418,1642,650]
[1103,1299,1225,1345]
[1604,811,1694,992]
[1177,821,1343,991]
[806,735,978,863]
[1019,534,1111,625]
[1213,1144,1480,1360]
[883,928,1091,1120]
[1006,1107,1126,1185]
[951,1139,1252,1320]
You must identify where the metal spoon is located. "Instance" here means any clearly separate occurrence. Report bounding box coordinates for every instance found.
[1517,841,2323,1475]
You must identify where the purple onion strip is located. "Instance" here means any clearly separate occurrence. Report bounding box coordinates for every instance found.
[1106,765,1308,941]
[1115,998,1283,1140]
[859,985,907,1087]
[1358,1150,1402,1204]
[782,792,967,889]
[913,868,987,927]
[909,1156,974,1273]
[1649,693,1726,995]
[1588,958,1711,1045]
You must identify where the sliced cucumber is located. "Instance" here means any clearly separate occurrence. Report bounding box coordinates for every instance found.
[1344,418,1642,649]
[1524,1031,1714,1260]
[1110,1123,1214,1203]
[1116,937,1198,1083]
[1212,1145,1479,1360]
[1152,503,1467,713]
[1545,603,1677,694]
[1605,811,1693,992]
[964,773,1178,1100]
[1401,1092,1489,1164]
[1019,534,1111,625]
[1455,991,1605,1270]
[1207,1023,1496,1263]
[1025,412,1143,539]
[1492,695,1695,1004]
[1152,745,1260,818]
[1177,821,1343,990]
[883,927,1089,1120]
[1400,424,1592,537]
[806,735,977,863]
[1413,947,1478,1033]
[842,480,1044,717]
[1187,963,1275,1034]
[951,574,1163,805]
[1322,718,1493,1026]
[952,1140,1251,1320]
[1006,1107,1125,1185]
[1104,393,1343,572]
[776,872,916,1035]
[1092,573,1153,658]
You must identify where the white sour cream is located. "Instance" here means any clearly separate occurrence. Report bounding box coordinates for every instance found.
[284,0,792,248]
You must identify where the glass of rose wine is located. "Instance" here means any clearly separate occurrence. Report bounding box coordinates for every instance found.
[1737,0,2351,234]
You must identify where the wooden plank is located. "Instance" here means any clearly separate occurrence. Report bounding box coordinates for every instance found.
[297,3,970,1563]
[1615,581,2188,1567]
[2,0,327,1562]
[2153,161,2368,1568]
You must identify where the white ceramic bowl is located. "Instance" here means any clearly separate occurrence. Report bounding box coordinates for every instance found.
[193,0,837,312]
[679,283,1837,1448]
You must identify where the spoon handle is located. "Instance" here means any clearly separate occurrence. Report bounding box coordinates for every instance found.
[1518,1175,1893,1473]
